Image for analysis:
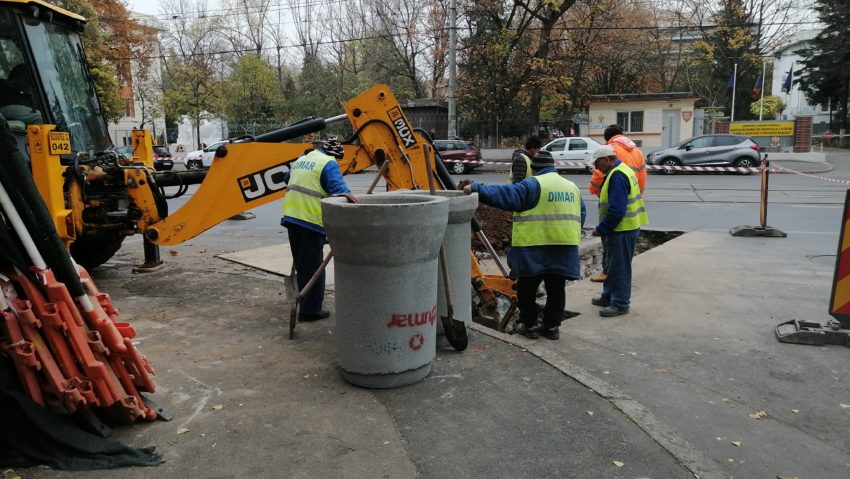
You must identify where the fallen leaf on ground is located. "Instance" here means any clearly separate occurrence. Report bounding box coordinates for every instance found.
[200,433,206,437]
[383,441,390,445]
[694,351,703,355]
[656,368,667,374]
[731,441,742,447]
[303,374,310,379]
[840,403,850,409]
[470,346,488,353]
[791,409,800,414]
[728,458,734,463]
[612,460,624,467]
[176,428,189,435]
[587,411,594,416]
[169,250,180,256]
[212,404,223,410]
[748,410,767,419]
[602,370,610,375]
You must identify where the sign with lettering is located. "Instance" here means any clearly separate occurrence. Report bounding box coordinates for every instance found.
[48,131,71,155]
[729,121,794,137]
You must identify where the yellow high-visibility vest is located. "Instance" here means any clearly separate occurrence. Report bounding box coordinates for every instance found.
[281,150,333,227]
[599,162,649,232]
[512,172,582,247]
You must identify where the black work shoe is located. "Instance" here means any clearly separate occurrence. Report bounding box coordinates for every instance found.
[515,323,539,339]
[599,306,629,317]
[539,326,560,340]
[298,309,330,322]
[591,296,611,307]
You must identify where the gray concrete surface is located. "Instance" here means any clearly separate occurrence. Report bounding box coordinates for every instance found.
[25,250,690,479]
[15,155,850,478]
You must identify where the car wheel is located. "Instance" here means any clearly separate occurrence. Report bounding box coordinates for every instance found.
[187,160,202,170]
[659,158,680,175]
[450,161,467,175]
[734,157,757,174]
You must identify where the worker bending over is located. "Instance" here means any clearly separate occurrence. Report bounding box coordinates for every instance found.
[590,146,649,317]
[463,151,585,340]
[281,137,351,321]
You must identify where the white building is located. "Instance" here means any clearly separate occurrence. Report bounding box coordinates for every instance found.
[771,29,832,133]
[588,93,701,149]
[108,12,167,147]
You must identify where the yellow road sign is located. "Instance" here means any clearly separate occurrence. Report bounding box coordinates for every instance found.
[729,121,794,137]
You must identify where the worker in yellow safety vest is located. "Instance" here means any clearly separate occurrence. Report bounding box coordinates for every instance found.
[588,124,647,284]
[590,145,649,317]
[463,151,585,340]
[510,135,542,183]
[281,137,351,321]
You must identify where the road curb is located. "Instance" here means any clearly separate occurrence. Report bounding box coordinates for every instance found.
[469,323,726,479]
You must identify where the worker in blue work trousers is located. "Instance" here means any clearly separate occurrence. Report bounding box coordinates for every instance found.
[281,137,351,321]
[462,150,585,340]
[590,145,649,317]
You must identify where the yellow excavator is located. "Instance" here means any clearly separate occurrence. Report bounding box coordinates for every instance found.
[0,0,519,331]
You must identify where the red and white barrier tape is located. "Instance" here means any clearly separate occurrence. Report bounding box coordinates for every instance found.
[446,159,850,183]
[443,158,761,173]
[772,165,850,185]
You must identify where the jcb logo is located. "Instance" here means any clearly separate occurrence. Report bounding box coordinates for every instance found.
[387,106,417,148]
[238,163,288,201]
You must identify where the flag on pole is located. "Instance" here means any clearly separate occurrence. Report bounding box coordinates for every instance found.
[782,64,794,93]
[751,72,764,100]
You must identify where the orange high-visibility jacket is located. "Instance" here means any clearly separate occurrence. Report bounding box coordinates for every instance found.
[588,135,647,196]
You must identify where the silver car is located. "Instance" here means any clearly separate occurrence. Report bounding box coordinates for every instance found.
[647,134,761,172]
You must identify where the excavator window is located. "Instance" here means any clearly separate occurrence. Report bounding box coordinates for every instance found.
[22,17,111,153]
[0,9,45,133]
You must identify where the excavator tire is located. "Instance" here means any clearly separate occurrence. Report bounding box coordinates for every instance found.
[70,232,126,270]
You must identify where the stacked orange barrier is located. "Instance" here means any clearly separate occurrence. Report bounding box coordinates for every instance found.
[0,266,156,423]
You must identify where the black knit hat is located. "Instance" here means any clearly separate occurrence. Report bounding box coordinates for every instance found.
[321,136,345,159]
[531,150,554,169]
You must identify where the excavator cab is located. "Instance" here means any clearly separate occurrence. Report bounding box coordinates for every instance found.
[0,0,111,157]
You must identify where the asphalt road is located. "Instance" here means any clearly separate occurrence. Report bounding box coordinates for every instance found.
[161,159,849,248]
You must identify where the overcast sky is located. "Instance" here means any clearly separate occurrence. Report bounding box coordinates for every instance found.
[127,0,160,15]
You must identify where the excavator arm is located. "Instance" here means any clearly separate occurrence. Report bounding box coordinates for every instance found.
[143,85,437,245]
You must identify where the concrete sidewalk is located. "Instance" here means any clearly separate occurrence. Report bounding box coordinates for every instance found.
[26,247,690,479]
[18,225,850,478]
[476,230,849,478]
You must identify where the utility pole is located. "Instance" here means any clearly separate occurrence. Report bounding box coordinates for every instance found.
[758,59,766,121]
[447,0,457,140]
[731,63,738,123]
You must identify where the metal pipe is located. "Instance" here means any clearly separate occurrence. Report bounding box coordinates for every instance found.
[0,181,47,271]
[476,230,509,277]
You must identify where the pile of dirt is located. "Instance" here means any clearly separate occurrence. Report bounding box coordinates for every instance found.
[472,204,512,254]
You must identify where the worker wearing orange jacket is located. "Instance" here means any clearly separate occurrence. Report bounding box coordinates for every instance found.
[588,125,646,196]
[588,125,647,283]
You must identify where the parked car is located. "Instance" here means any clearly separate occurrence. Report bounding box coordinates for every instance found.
[647,134,761,173]
[152,145,174,171]
[541,136,602,172]
[184,140,228,170]
[114,144,174,171]
[433,140,481,174]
